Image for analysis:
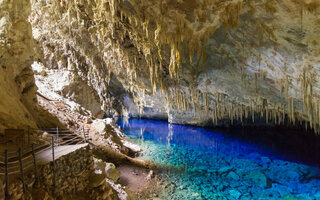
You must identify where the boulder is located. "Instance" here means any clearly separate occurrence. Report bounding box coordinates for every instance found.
[88,173,107,188]
[283,169,301,182]
[40,70,47,76]
[271,184,293,197]
[93,158,121,182]
[244,171,268,188]
[229,189,241,199]
[105,163,121,182]
[218,166,233,174]
[260,156,271,164]
[92,119,109,135]
[296,193,313,200]
[91,119,123,147]
[283,195,299,200]
[227,171,240,181]
[93,157,106,174]
[314,191,320,199]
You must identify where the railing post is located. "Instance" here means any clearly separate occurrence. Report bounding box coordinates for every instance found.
[83,127,86,143]
[4,150,9,198]
[32,144,40,188]
[51,136,56,194]
[56,127,59,146]
[27,127,30,145]
[18,148,26,193]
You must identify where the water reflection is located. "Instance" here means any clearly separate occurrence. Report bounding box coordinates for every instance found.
[167,123,173,148]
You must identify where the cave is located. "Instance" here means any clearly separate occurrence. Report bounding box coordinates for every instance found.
[0,0,320,199]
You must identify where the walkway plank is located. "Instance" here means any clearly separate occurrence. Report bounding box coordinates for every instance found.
[37,144,88,164]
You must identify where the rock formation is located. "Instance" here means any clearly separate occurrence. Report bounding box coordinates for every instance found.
[27,0,320,132]
[0,0,38,131]
[1,1,320,199]
[1,0,320,132]
[0,0,64,131]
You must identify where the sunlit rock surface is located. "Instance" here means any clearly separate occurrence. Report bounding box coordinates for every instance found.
[33,62,103,117]
[0,0,41,131]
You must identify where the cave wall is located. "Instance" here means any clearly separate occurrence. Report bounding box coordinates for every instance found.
[0,0,39,131]
[29,0,169,120]
[28,0,320,132]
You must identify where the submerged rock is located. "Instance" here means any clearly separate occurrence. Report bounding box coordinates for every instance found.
[314,191,320,199]
[218,166,233,174]
[260,156,271,164]
[295,193,313,200]
[229,189,242,199]
[283,195,300,200]
[271,184,293,197]
[227,171,240,181]
[244,171,268,188]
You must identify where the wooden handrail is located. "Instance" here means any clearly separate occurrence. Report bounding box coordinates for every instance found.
[0,128,87,165]
[0,124,88,191]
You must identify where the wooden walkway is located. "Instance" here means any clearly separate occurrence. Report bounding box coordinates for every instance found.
[0,128,90,197]
[0,128,87,176]
[37,144,88,164]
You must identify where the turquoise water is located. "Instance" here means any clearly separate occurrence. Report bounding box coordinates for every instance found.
[117,119,320,200]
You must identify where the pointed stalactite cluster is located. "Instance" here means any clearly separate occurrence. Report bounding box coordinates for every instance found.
[298,63,319,132]
[99,0,253,91]
[106,0,320,132]
[164,85,305,128]
[31,0,320,133]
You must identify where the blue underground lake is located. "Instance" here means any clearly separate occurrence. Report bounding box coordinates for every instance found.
[117,119,320,200]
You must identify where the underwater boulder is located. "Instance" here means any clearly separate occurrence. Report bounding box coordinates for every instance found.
[267,161,303,184]
[314,191,320,199]
[227,171,240,181]
[218,166,233,174]
[271,184,293,197]
[260,156,272,164]
[295,193,313,200]
[244,170,268,188]
[228,189,241,199]
[282,169,301,182]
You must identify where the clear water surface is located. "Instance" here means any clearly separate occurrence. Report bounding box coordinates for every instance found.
[117,119,320,200]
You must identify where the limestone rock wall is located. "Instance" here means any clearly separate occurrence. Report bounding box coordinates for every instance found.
[61,75,103,118]
[0,0,63,132]
[33,62,104,118]
[0,0,38,131]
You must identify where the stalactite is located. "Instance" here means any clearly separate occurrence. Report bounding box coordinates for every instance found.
[289,97,295,125]
[240,105,243,124]
[202,44,207,71]
[255,73,258,93]
[251,99,255,123]
[300,0,304,30]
